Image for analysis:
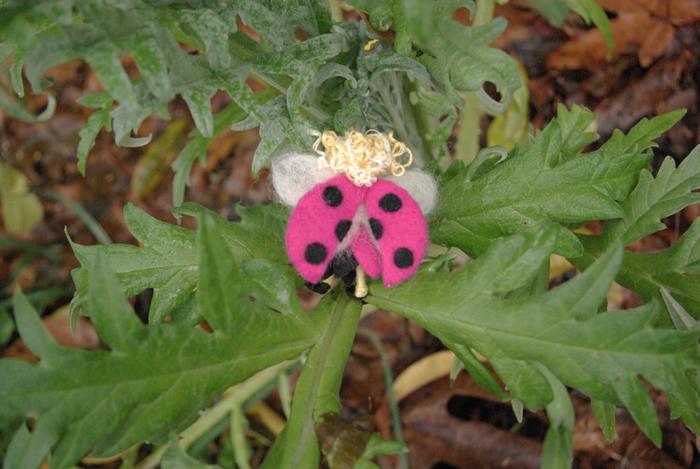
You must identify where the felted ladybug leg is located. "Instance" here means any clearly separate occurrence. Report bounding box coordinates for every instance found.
[304,275,338,294]
[304,263,337,294]
[354,266,368,298]
[343,268,357,297]
[304,280,330,294]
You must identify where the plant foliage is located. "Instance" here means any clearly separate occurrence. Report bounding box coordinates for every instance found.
[0,1,698,469]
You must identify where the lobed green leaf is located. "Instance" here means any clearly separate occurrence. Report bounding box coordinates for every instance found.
[368,226,700,446]
[433,107,684,258]
[70,202,288,325]
[1,211,317,469]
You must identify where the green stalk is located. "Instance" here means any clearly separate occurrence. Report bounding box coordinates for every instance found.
[358,328,408,469]
[473,0,495,26]
[454,92,481,163]
[277,294,362,468]
[454,0,496,163]
[136,360,294,469]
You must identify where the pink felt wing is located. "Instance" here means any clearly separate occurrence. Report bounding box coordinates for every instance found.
[365,179,428,287]
[350,227,382,279]
[285,175,366,283]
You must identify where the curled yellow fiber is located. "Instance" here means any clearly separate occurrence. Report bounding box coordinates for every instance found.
[311,129,413,186]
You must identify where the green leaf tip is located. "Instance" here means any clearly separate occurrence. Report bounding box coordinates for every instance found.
[11,288,60,362]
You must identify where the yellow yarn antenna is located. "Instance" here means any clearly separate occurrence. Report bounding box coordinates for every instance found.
[311,129,413,186]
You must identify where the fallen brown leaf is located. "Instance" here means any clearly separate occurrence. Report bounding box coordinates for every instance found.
[2,304,100,362]
[546,0,700,70]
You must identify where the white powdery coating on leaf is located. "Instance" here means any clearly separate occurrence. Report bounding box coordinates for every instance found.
[271,152,335,206]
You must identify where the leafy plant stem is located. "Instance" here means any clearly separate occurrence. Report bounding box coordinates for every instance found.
[280,294,362,468]
[454,92,481,163]
[404,76,436,163]
[474,0,496,26]
[136,360,294,469]
[358,328,408,469]
[328,0,344,22]
[453,0,496,164]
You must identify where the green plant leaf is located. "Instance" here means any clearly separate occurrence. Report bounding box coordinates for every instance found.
[591,399,617,442]
[536,364,574,469]
[0,308,14,346]
[349,0,519,109]
[604,145,700,246]
[661,288,699,331]
[231,405,252,469]
[0,0,475,205]
[600,110,686,156]
[367,226,700,444]
[574,145,700,322]
[70,202,288,325]
[567,0,613,49]
[433,107,685,258]
[76,107,111,175]
[0,214,317,469]
[584,219,700,318]
[435,106,636,257]
[528,0,614,50]
[526,0,569,26]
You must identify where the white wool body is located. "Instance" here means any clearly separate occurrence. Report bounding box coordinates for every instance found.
[387,169,438,214]
[271,152,438,214]
[272,152,335,206]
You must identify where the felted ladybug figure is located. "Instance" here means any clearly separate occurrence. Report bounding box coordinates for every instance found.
[271,130,437,298]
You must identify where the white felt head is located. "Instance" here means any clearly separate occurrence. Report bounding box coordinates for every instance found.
[387,168,438,214]
[271,152,335,206]
[271,152,438,213]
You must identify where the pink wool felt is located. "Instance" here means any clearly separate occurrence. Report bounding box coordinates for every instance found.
[285,174,428,287]
[365,179,428,287]
[285,175,365,283]
[350,228,382,278]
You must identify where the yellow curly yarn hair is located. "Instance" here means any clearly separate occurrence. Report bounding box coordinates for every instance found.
[311,129,413,186]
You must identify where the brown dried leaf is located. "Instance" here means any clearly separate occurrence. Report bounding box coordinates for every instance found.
[639,20,675,67]
[545,0,698,71]
[400,375,543,469]
[2,305,100,362]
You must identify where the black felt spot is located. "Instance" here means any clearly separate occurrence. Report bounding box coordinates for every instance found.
[305,242,327,265]
[323,185,343,207]
[394,247,414,269]
[369,218,383,240]
[379,193,402,212]
[335,219,352,241]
